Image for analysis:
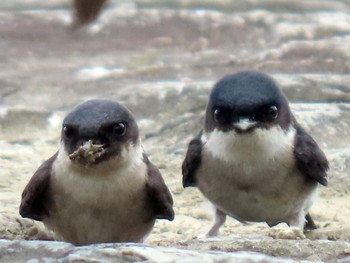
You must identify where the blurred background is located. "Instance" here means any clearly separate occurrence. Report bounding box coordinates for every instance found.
[0,0,349,260]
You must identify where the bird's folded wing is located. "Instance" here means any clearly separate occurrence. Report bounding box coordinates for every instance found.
[293,125,329,186]
[144,154,175,221]
[182,131,203,188]
[19,153,57,221]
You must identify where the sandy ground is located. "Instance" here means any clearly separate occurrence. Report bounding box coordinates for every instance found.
[0,0,350,261]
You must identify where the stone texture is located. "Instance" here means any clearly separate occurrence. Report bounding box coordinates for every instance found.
[0,0,350,262]
[0,239,347,263]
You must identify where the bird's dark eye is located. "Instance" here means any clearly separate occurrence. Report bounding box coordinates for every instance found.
[113,122,126,136]
[214,109,221,122]
[63,125,75,139]
[268,105,278,119]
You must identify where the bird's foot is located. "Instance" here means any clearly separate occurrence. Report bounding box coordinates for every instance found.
[206,207,227,237]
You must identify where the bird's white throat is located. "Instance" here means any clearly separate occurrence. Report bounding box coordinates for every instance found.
[202,125,296,164]
[52,141,147,207]
[58,140,144,175]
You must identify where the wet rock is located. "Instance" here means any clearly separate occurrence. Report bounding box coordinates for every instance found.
[0,239,342,263]
[135,0,349,13]
[172,236,350,262]
[0,108,50,141]
[274,75,350,102]
[1,0,350,262]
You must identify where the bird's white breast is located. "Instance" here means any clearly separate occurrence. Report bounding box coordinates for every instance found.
[198,126,317,224]
[202,126,296,170]
[52,144,146,207]
[45,143,154,245]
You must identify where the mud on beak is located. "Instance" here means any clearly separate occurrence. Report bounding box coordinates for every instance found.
[69,140,107,164]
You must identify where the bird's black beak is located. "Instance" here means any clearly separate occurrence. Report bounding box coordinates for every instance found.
[232,117,258,133]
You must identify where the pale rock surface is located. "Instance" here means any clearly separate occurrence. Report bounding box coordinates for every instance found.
[0,0,349,262]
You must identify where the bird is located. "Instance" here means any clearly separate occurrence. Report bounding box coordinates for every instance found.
[182,71,328,237]
[20,99,174,245]
[72,0,108,28]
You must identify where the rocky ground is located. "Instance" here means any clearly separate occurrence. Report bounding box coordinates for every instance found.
[0,0,350,262]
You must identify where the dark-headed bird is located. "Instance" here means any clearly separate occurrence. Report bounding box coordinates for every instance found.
[20,99,174,245]
[72,0,108,28]
[182,71,328,236]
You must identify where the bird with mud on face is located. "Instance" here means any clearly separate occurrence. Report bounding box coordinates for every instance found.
[182,71,328,237]
[20,99,174,245]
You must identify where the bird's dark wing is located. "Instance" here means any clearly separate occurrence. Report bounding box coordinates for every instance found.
[72,0,107,27]
[293,124,329,186]
[144,154,174,221]
[19,153,57,221]
[304,213,317,230]
[182,131,203,188]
